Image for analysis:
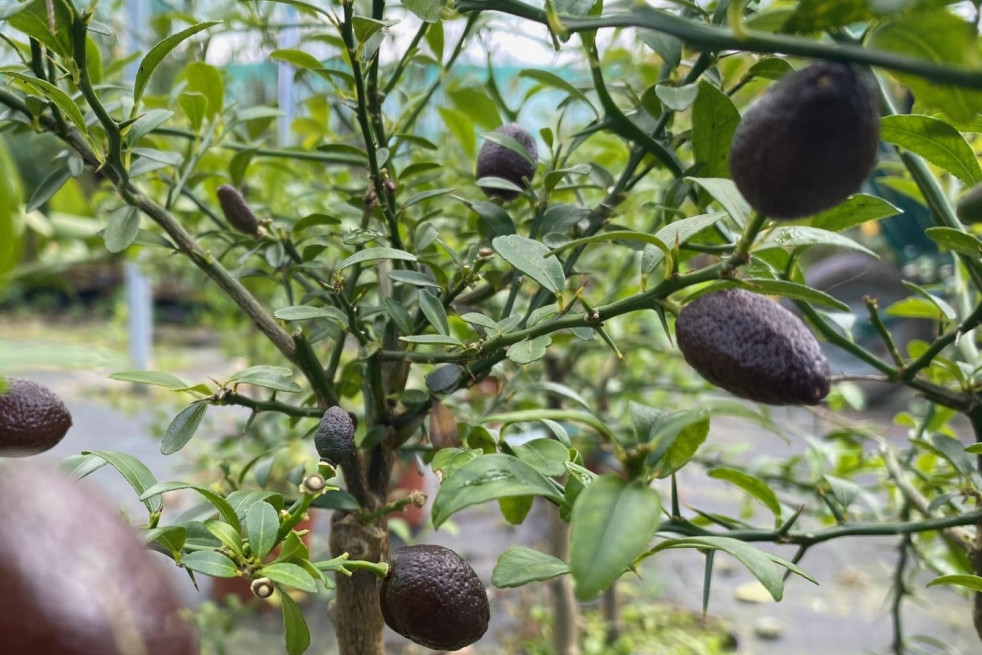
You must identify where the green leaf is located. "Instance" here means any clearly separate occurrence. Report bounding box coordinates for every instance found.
[869,11,982,122]
[418,288,449,335]
[924,227,982,256]
[338,247,417,270]
[3,73,89,141]
[880,115,982,187]
[783,0,872,32]
[492,547,571,588]
[26,164,72,213]
[133,22,221,110]
[646,536,815,600]
[708,468,782,519]
[144,525,187,556]
[205,519,244,555]
[512,439,570,477]
[6,0,75,56]
[498,495,535,524]
[685,179,750,226]
[643,212,728,273]
[744,279,850,312]
[246,502,282,562]
[104,206,140,253]
[109,370,188,390]
[519,69,596,115]
[754,226,877,257]
[467,200,515,237]
[273,305,348,323]
[162,402,208,455]
[226,490,284,519]
[492,235,565,295]
[927,574,982,593]
[228,366,302,392]
[141,482,241,532]
[61,452,108,480]
[262,563,318,593]
[569,475,661,600]
[82,450,161,514]
[507,335,552,365]
[807,194,901,232]
[184,61,224,119]
[691,82,740,180]
[182,550,238,578]
[399,334,464,346]
[402,0,445,22]
[271,48,323,70]
[387,270,440,288]
[281,586,311,655]
[655,83,699,111]
[432,454,564,527]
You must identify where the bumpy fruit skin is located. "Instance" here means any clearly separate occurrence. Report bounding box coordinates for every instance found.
[476,123,538,200]
[956,183,982,224]
[675,288,830,405]
[729,62,880,219]
[216,184,264,237]
[314,405,355,464]
[380,544,490,651]
[0,465,198,655]
[0,377,72,457]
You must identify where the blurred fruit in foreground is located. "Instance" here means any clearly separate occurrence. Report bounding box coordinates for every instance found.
[0,377,72,457]
[476,123,537,201]
[729,61,880,219]
[675,288,830,405]
[0,465,198,655]
[380,544,490,650]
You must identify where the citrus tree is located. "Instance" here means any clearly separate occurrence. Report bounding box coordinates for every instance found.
[3,0,982,654]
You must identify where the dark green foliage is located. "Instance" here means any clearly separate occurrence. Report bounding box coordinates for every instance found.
[729,62,880,219]
[314,406,355,464]
[675,288,830,405]
[476,123,538,200]
[216,184,264,237]
[956,183,982,223]
[379,544,490,651]
[0,465,197,655]
[0,378,72,457]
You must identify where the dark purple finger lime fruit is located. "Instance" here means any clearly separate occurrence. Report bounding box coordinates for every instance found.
[729,61,880,219]
[675,288,830,405]
[0,465,198,654]
[476,123,537,201]
[380,544,490,650]
[0,377,72,457]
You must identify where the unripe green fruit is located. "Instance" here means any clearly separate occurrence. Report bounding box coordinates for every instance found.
[314,406,355,464]
[956,184,982,223]
[0,465,197,655]
[0,377,72,457]
[476,123,537,200]
[379,544,490,651]
[675,288,830,405]
[729,61,880,219]
[216,184,264,237]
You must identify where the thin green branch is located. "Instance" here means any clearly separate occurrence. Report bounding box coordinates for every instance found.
[216,391,323,417]
[456,0,982,90]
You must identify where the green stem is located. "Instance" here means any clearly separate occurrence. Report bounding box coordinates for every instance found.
[456,0,982,90]
[218,391,323,418]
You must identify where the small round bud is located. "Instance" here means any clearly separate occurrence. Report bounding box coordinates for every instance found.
[300,473,327,496]
[314,406,356,464]
[251,577,275,599]
[477,247,495,261]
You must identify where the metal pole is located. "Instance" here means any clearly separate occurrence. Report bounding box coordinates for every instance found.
[124,0,153,370]
[277,6,298,146]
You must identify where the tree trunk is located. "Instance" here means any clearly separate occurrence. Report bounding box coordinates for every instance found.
[330,512,389,655]
[549,507,580,655]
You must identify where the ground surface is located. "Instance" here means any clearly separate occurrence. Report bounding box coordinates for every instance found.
[1,316,977,654]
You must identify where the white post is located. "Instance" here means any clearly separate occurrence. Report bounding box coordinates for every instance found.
[124,0,153,370]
